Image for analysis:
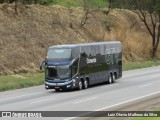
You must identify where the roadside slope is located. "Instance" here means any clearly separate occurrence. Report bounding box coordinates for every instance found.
[0,4,159,74]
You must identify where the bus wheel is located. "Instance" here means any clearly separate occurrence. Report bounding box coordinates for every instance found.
[78,81,83,90]
[112,74,116,83]
[83,80,88,89]
[108,74,112,84]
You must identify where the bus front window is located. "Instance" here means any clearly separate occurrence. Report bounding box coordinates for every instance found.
[46,65,71,80]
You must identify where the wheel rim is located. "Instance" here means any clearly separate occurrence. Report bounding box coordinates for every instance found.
[84,80,88,89]
[109,75,112,84]
[112,75,115,83]
[79,81,82,90]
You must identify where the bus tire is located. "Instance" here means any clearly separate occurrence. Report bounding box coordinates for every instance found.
[112,74,116,83]
[78,80,83,90]
[83,80,88,89]
[108,74,112,84]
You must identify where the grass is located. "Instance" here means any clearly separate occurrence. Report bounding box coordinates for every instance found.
[123,60,160,71]
[0,73,44,92]
[0,60,160,92]
[53,0,108,8]
[53,0,84,7]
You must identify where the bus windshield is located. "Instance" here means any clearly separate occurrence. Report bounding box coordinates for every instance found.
[46,65,71,80]
[47,48,71,59]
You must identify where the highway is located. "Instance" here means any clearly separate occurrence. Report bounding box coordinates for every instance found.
[0,66,160,120]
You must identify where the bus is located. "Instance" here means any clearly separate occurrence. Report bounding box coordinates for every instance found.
[40,41,122,91]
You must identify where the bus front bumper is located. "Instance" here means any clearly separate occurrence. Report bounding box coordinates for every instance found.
[45,80,74,90]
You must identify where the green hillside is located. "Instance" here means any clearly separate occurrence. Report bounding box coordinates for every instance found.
[53,0,108,8]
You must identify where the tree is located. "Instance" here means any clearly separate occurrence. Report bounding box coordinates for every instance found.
[80,0,90,28]
[14,0,17,14]
[111,0,160,58]
[34,0,37,4]
[80,0,111,28]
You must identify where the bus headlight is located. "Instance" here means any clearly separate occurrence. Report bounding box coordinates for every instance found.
[67,85,71,88]
[72,79,76,83]
[72,79,76,86]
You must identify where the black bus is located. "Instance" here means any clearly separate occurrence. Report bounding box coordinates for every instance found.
[40,41,122,91]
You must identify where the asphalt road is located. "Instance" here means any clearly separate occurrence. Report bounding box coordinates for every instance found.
[0,66,160,120]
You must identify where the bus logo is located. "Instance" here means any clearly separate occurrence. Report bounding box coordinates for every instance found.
[86,58,97,64]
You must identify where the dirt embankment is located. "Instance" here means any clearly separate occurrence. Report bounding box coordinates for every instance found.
[0,4,159,75]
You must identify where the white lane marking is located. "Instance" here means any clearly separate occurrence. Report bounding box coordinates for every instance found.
[149,74,160,78]
[65,91,160,120]
[74,97,97,104]
[123,74,160,81]
[30,97,55,104]
[101,83,119,88]
[65,117,76,120]
[94,90,160,111]
[0,91,46,101]
[139,84,153,88]
[123,68,160,78]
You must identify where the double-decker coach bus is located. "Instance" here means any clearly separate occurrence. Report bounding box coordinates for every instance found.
[40,41,122,91]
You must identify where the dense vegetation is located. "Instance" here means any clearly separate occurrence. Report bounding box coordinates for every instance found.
[0,0,57,5]
[0,0,108,7]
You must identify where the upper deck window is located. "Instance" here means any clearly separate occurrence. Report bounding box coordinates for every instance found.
[47,48,71,59]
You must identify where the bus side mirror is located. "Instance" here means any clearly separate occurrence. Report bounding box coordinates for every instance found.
[40,61,45,71]
[69,59,76,68]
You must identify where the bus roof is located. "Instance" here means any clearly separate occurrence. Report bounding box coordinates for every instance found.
[49,41,121,49]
